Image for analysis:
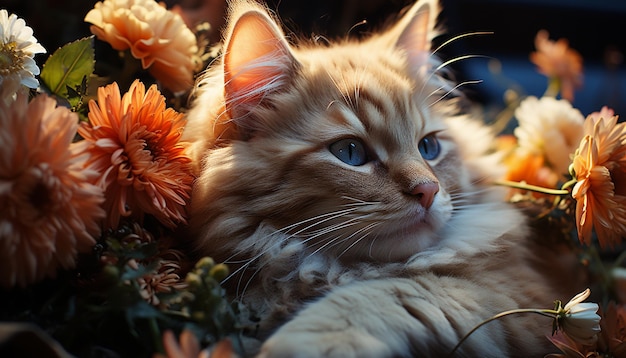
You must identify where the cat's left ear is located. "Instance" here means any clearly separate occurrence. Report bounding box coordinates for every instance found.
[386,0,440,73]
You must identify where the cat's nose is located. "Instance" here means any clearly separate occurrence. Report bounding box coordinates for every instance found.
[410,182,439,209]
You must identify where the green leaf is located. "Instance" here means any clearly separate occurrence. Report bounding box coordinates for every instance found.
[40,36,95,109]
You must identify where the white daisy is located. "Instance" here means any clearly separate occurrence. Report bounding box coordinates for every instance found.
[0,9,46,94]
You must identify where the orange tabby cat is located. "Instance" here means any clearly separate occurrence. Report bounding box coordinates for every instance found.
[183,0,582,356]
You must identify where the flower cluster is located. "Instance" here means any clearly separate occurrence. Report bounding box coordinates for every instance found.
[0,2,236,357]
[493,30,626,357]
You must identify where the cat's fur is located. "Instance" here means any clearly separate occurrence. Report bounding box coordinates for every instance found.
[182,0,583,356]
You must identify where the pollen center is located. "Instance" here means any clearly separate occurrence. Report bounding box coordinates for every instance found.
[0,41,23,74]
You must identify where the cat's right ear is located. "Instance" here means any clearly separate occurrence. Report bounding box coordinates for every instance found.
[222,2,298,122]
[386,0,440,75]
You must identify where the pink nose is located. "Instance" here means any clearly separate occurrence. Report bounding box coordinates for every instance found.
[410,182,439,209]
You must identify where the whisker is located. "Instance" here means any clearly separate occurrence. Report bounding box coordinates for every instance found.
[334,222,380,260]
[424,79,483,107]
[417,54,491,100]
[347,19,368,36]
[221,206,362,283]
[430,31,494,57]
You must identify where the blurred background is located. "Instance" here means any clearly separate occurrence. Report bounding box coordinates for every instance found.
[2,0,625,118]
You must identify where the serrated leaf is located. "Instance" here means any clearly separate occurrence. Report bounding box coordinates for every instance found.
[40,36,95,108]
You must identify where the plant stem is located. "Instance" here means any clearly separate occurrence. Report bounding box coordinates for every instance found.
[494,179,569,196]
[448,309,557,357]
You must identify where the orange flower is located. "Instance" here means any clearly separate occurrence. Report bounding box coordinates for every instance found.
[84,0,200,94]
[128,258,187,306]
[496,135,559,198]
[78,80,194,229]
[571,115,626,248]
[530,30,583,102]
[154,330,234,358]
[0,93,105,288]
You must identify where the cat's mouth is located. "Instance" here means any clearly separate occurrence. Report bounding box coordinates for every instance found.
[388,213,436,239]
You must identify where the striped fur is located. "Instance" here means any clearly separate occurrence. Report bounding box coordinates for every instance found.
[182,0,583,356]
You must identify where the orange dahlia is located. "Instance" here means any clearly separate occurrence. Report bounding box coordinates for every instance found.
[78,79,193,229]
[530,30,583,102]
[571,115,626,248]
[0,92,105,288]
[84,0,200,94]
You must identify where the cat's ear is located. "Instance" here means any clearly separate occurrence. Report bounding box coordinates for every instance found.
[223,2,298,121]
[386,0,440,73]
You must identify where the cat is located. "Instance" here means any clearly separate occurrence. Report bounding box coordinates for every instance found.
[182,0,584,356]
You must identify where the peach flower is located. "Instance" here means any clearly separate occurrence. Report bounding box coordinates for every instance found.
[0,93,105,288]
[84,0,200,94]
[78,80,194,229]
[530,30,583,102]
[127,258,187,306]
[589,106,615,121]
[154,330,235,358]
[571,115,626,248]
[514,96,585,177]
[598,301,626,356]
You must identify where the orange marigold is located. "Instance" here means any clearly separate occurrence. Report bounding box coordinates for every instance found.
[84,0,200,94]
[78,79,194,229]
[530,30,583,102]
[0,93,105,288]
[571,115,626,248]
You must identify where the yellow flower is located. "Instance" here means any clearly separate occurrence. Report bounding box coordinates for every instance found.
[84,0,200,94]
[571,115,626,248]
[78,80,194,229]
[0,9,46,96]
[514,96,584,177]
[530,30,583,102]
[0,92,105,288]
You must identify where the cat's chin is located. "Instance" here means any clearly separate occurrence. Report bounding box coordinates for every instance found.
[342,220,440,263]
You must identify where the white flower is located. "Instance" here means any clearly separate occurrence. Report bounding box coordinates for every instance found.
[558,288,601,346]
[0,9,46,95]
[514,96,584,176]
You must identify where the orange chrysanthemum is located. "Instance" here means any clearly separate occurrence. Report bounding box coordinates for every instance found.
[530,30,583,102]
[84,0,200,94]
[496,135,559,198]
[0,92,105,288]
[78,79,194,229]
[571,115,626,248]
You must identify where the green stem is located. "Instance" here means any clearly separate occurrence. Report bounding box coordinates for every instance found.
[543,77,561,98]
[149,317,164,354]
[560,178,577,191]
[494,179,569,196]
[614,250,626,267]
[448,309,558,357]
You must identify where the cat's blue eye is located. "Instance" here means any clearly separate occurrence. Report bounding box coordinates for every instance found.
[418,134,440,160]
[329,139,368,166]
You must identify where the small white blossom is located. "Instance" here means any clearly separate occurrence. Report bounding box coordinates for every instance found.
[0,9,46,95]
[558,288,601,346]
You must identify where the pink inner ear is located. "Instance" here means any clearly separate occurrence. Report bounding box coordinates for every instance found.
[396,2,434,71]
[224,11,295,115]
